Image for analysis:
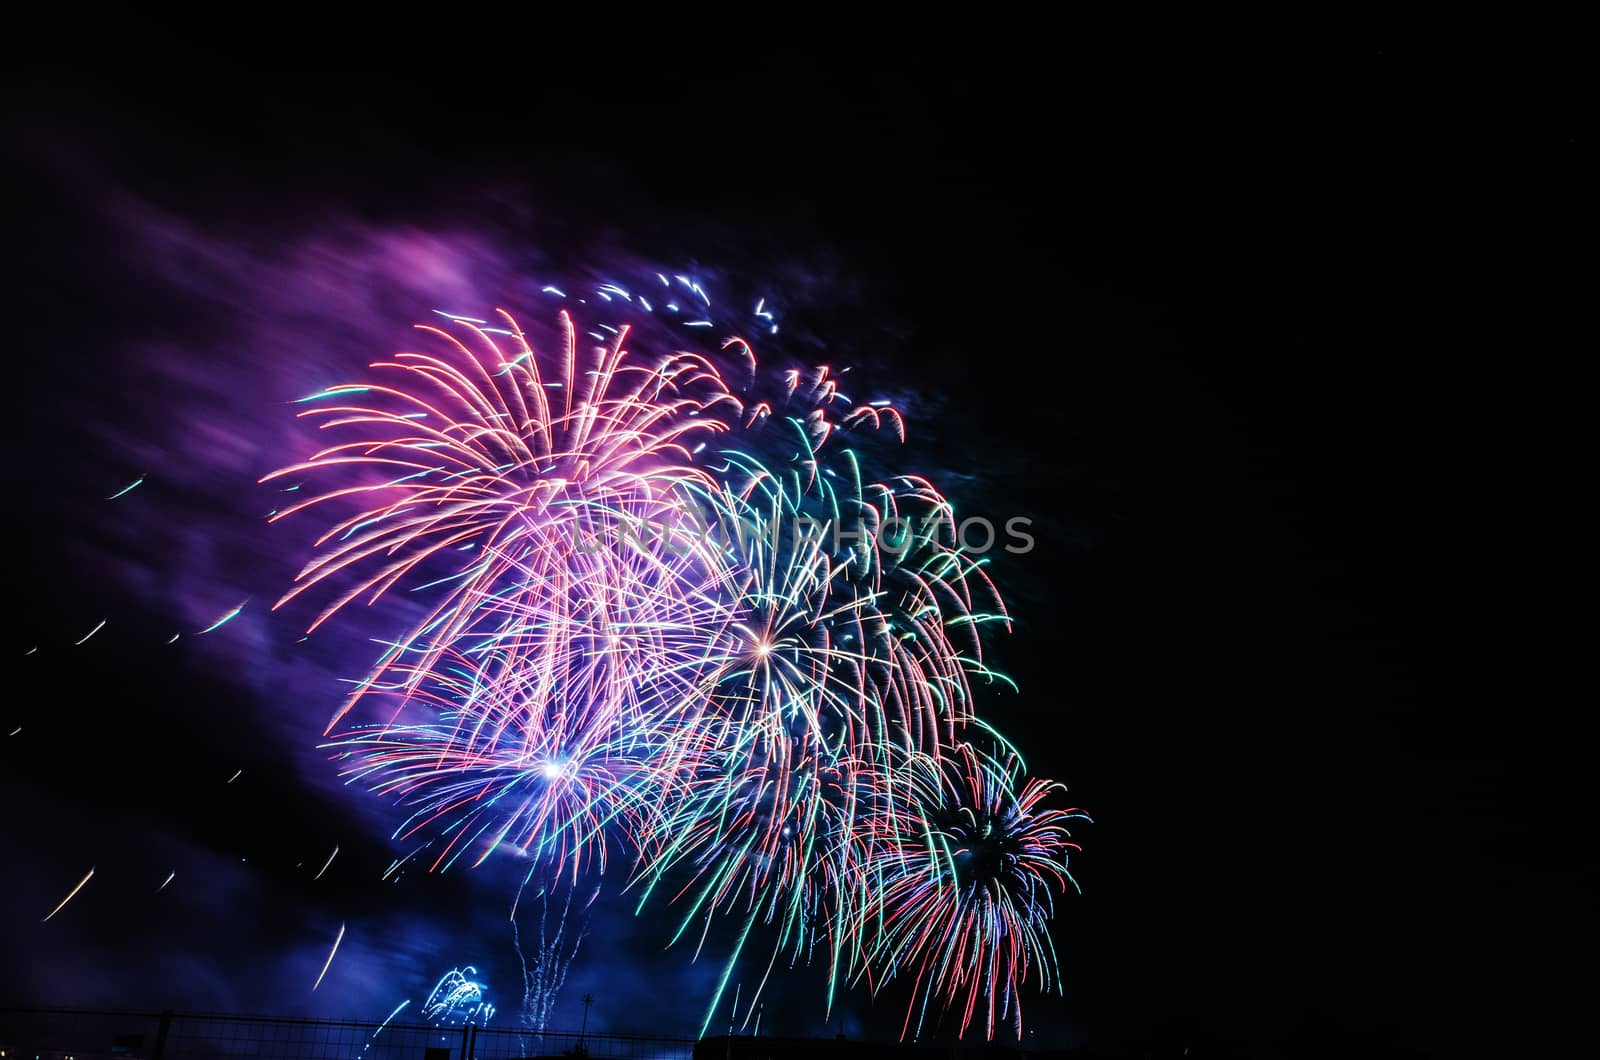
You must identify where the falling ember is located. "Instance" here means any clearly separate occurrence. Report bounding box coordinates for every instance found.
[42,867,95,922]
[157,871,175,893]
[363,1000,410,1052]
[314,845,339,880]
[197,601,246,635]
[312,922,345,991]
[377,1000,409,1029]
[74,619,106,646]
[107,476,145,500]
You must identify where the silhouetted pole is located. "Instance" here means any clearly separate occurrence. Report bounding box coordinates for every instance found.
[151,1010,173,1060]
[578,993,593,1049]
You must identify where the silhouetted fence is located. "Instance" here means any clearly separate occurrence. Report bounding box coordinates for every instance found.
[0,1008,1049,1060]
[0,1008,696,1060]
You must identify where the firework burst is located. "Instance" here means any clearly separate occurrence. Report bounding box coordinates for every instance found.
[264,308,739,733]
[269,280,1085,1041]
[861,743,1089,1040]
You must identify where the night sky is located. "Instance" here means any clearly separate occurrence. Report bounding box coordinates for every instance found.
[1,45,1587,1058]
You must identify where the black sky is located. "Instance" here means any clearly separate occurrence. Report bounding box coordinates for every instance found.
[1,43,1588,1058]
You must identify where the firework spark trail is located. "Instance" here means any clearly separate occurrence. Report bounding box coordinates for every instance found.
[512,885,592,1037]
[157,870,175,892]
[197,601,246,635]
[41,866,95,922]
[312,922,345,991]
[361,1000,410,1054]
[74,619,106,645]
[107,476,145,499]
[314,845,339,880]
[381,845,428,881]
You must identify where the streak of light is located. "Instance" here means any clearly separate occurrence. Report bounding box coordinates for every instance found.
[42,867,94,922]
[312,922,346,991]
[197,601,246,635]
